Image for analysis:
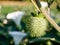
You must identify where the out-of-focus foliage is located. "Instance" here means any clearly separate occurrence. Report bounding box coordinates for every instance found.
[0,0,31,1]
[0,1,60,45]
[0,3,35,45]
[1,5,35,15]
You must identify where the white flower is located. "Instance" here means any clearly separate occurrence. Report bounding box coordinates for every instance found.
[40,1,48,8]
[6,11,25,27]
[9,31,27,45]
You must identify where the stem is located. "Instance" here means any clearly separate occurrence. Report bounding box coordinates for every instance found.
[31,0,60,32]
[48,7,50,16]
[41,8,60,32]
[31,0,40,11]
[47,0,54,7]
[35,0,41,9]
[47,0,54,16]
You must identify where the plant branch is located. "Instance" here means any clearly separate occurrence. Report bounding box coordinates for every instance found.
[40,8,60,32]
[31,0,40,11]
[31,0,60,32]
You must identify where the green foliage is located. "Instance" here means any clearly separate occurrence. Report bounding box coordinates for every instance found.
[1,4,35,15]
[1,6,15,15]
[0,1,60,45]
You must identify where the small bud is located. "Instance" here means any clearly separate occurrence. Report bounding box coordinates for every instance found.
[3,19,8,24]
[51,38,55,41]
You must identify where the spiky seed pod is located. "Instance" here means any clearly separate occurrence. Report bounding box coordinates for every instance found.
[21,13,48,38]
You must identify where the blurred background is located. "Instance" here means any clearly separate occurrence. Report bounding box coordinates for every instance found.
[0,0,60,45]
